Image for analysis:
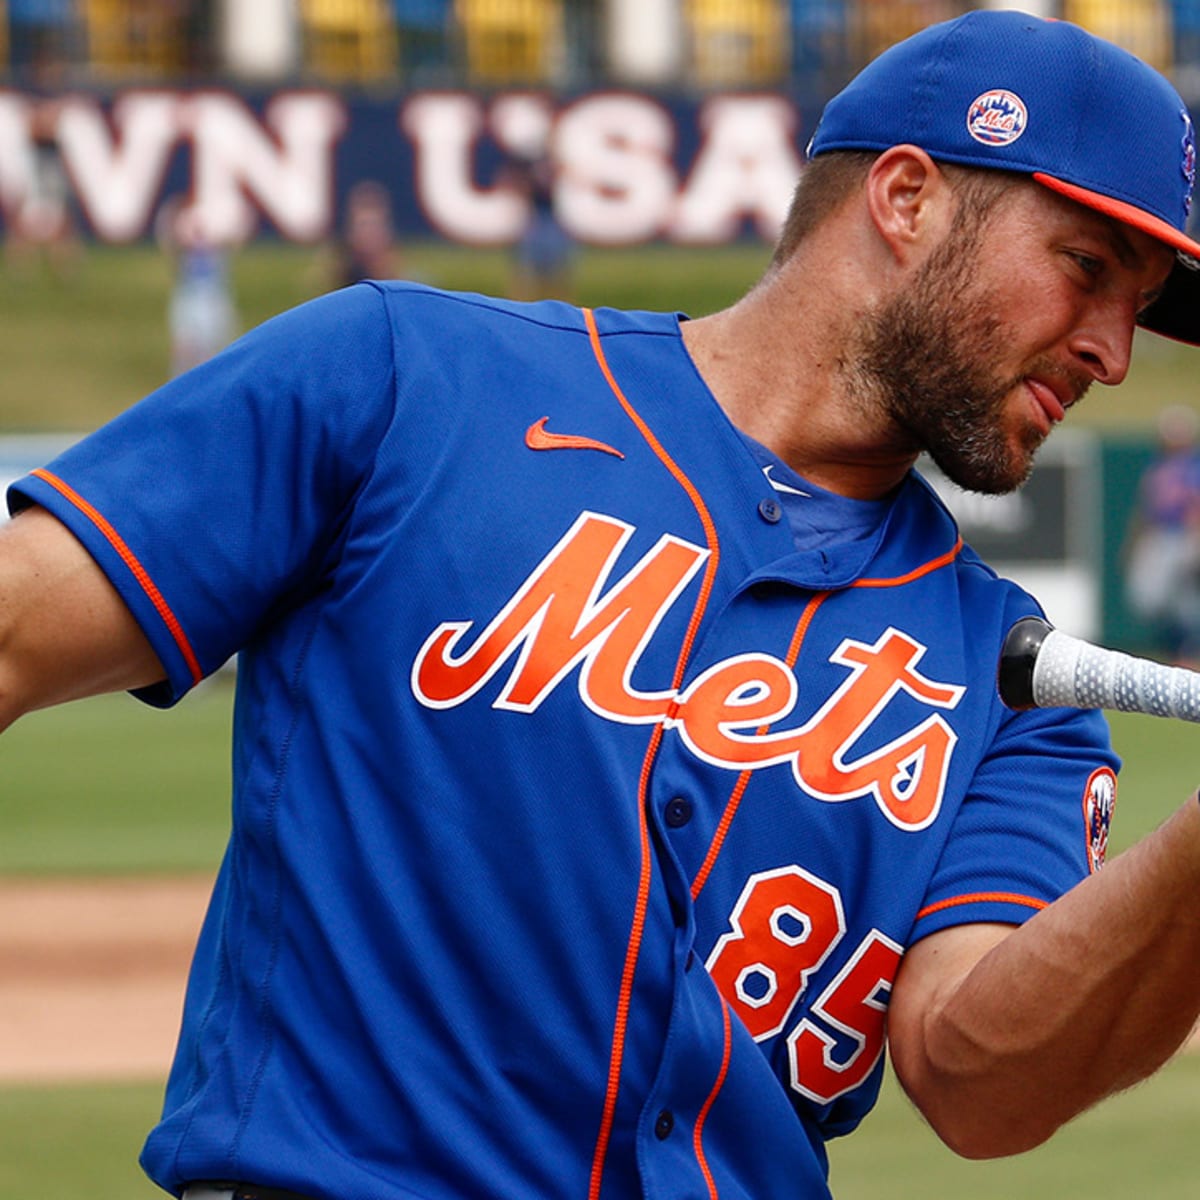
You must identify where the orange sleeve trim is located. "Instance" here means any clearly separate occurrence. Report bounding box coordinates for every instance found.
[30,468,204,686]
[916,891,1049,921]
[583,308,723,1200]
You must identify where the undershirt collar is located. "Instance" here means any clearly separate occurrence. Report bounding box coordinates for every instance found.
[739,432,891,553]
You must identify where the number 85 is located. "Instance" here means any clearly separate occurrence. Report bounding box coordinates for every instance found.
[705,865,903,1104]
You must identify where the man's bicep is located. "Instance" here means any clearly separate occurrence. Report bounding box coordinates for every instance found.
[0,505,165,727]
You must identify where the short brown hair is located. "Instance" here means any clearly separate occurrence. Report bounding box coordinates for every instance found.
[770,151,1021,268]
[771,151,877,267]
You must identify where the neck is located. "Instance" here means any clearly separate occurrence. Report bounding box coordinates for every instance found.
[681,263,920,501]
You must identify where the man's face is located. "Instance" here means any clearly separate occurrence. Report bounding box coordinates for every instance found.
[854,181,1174,494]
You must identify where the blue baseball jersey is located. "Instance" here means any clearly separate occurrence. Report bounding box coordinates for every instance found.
[9,283,1117,1199]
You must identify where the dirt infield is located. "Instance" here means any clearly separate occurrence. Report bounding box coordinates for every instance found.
[2,874,1197,1086]
[0,875,212,1084]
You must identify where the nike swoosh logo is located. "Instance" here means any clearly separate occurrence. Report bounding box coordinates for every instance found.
[763,464,810,497]
[525,417,624,459]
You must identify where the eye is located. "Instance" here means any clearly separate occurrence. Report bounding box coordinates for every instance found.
[1068,251,1104,279]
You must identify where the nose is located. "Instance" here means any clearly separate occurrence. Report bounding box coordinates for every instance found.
[1067,298,1138,387]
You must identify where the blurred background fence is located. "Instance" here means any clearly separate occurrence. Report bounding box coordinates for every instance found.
[0,0,1198,98]
[0,1,1198,249]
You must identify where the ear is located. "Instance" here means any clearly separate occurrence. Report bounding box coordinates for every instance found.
[864,145,953,262]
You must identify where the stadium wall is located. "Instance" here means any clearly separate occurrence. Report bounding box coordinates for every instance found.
[0,87,824,247]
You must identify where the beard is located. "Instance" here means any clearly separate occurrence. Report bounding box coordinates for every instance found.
[852,228,1091,495]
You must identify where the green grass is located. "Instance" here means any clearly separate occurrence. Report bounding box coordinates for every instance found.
[2,1057,1199,1200]
[829,1054,1200,1199]
[1,240,1194,435]
[0,241,770,433]
[0,679,234,875]
[0,689,1194,1200]
[0,1081,165,1200]
[1105,708,1200,853]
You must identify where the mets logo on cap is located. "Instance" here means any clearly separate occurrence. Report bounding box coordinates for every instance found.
[967,89,1028,147]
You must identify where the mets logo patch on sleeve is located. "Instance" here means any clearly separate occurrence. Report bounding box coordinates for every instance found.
[1083,767,1117,873]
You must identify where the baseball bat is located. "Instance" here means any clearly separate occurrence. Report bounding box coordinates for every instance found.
[998,616,1200,722]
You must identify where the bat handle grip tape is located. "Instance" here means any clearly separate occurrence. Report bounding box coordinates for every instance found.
[1032,628,1200,722]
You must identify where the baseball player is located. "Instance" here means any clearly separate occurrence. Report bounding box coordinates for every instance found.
[4,11,1200,1200]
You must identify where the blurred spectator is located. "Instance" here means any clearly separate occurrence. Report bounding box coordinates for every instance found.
[7,0,76,84]
[1123,404,1200,664]
[324,180,404,289]
[155,195,238,377]
[5,99,81,279]
[503,149,574,301]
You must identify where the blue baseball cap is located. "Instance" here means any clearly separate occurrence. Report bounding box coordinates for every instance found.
[807,10,1200,344]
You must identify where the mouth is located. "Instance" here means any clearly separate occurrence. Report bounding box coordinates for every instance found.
[1023,376,1069,430]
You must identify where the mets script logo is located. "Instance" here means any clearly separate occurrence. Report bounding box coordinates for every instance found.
[411,512,965,830]
[966,89,1028,147]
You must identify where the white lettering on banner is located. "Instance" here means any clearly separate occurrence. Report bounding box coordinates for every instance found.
[51,93,181,242]
[0,90,345,244]
[0,88,805,246]
[401,92,527,244]
[0,95,35,216]
[489,93,556,161]
[671,95,802,243]
[555,93,679,243]
[185,92,346,243]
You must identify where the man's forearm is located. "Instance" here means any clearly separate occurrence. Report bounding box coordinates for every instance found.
[890,795,1200,1158]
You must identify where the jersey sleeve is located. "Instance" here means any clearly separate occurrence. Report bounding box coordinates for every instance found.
[910,700,1119,942]
[7,282,397,706]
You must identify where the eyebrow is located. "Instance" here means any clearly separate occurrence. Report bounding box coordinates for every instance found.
[1096,215,1174,309]
[1101,221,1141,270]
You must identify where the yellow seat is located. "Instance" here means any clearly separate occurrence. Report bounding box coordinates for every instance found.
[455,0,563,85]
[1065,0,1172,73]
[686,0,789,86]
[849,0,956,66]
[83,0,186,77]
[298,0,397,82]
